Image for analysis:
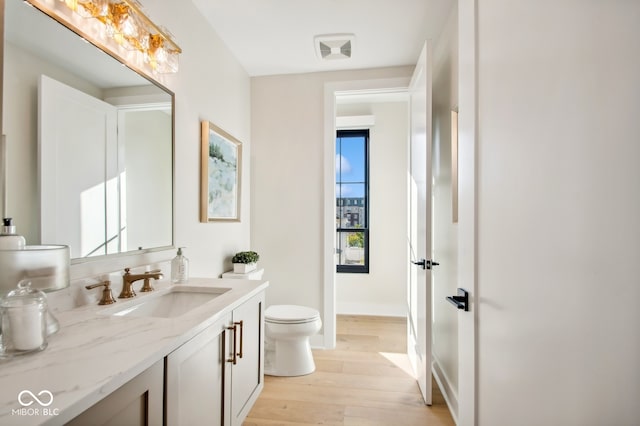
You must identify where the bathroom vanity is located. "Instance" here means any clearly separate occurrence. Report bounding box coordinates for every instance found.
[0,278,267,426]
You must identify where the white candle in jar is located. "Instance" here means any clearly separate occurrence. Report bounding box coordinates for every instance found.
[8,303,44,351]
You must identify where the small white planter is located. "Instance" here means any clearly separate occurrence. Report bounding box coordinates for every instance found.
[233,263,257,273]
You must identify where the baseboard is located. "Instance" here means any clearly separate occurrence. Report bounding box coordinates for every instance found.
[310,334,325,349]
[432,354,459,425]
[336,301,406,317]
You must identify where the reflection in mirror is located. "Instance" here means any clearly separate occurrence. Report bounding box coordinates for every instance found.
[3,0,174,261]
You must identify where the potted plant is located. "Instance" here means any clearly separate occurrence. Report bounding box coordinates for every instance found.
[232,251,260,273]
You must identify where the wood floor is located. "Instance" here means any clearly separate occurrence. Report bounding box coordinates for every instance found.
[244,315,455,425]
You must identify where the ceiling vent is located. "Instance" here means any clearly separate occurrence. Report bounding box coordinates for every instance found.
[314,34,355,60]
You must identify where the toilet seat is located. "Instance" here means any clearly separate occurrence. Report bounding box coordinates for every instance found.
[265,305,320,325]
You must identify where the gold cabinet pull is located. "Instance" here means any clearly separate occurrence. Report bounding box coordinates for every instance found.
[234,321,244,359]
[226,324,238,364]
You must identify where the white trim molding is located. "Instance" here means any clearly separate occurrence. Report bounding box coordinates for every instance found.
[323,77,410,350]
[335,115,375,129]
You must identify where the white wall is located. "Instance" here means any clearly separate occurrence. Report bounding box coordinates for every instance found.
[473,1,640,424]
[335,101,408,317]
[142,0,251,278]
[431,2,459,418]
[122,110,172,251]
[251,67,413,330]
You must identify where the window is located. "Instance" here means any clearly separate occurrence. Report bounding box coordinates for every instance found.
[336,129,369,273]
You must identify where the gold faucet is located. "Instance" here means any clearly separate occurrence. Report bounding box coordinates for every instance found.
[85,280,117,305]
[119,268,163,298]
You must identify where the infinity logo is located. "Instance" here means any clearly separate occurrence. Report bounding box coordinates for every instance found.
[18,390,54,407]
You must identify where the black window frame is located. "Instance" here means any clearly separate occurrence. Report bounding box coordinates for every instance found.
[336,129,370,274]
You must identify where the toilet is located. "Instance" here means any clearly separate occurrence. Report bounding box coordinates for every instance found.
[264,305,322,376]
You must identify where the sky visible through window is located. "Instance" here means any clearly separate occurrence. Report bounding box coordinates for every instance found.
[336,134,365,198]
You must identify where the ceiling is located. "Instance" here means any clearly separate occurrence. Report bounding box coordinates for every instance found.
[192,0,455,77]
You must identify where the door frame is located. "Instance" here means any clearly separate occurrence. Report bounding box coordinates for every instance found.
[322,77,411,350]
[457,0,478,423]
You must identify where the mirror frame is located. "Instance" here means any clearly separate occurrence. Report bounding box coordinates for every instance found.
[1,0,177,279]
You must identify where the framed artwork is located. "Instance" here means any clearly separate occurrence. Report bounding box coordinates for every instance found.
[200,121,242,222]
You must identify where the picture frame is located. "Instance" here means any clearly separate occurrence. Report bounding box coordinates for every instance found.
[200,121,242,222]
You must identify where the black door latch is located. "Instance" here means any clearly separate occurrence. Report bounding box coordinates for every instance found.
[411,259,440,270]
[446,288,469,311]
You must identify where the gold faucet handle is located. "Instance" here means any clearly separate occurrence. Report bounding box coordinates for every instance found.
[85,280,117,305]
[140,269,163,292]
[140,277,155,292]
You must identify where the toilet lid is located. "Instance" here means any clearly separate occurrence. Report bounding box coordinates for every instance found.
[265,305,320,323]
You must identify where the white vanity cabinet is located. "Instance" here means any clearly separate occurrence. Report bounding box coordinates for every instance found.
[165,312,232,425]
[66,359,164,426]
[165,290,265,426]
[229,290,265,425]
[0,279,269,424]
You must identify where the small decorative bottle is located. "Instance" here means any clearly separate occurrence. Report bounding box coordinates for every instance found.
[171,247,189,283]
[0,218,26,250]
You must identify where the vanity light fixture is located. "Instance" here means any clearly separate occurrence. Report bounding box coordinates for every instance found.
[25,0,181,74]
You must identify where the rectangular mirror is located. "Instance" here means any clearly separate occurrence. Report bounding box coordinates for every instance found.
[3,0,174,262]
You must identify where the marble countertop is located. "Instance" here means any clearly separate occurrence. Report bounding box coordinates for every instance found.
[0,277,269,426]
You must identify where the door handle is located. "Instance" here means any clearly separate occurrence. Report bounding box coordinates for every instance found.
[446,288,469,311]
[411,259,440,270]
[411,259,426,269]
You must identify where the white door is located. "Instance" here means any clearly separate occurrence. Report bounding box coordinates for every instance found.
[407,41,433,404]
[39,75,118,258]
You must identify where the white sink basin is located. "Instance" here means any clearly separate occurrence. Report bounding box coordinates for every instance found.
[105,286,231,318]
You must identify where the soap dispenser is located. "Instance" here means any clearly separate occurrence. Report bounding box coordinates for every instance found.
[0,218,26,250]
[171,247,189,283]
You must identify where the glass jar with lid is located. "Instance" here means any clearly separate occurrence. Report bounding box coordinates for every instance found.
[0,280,48,356]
